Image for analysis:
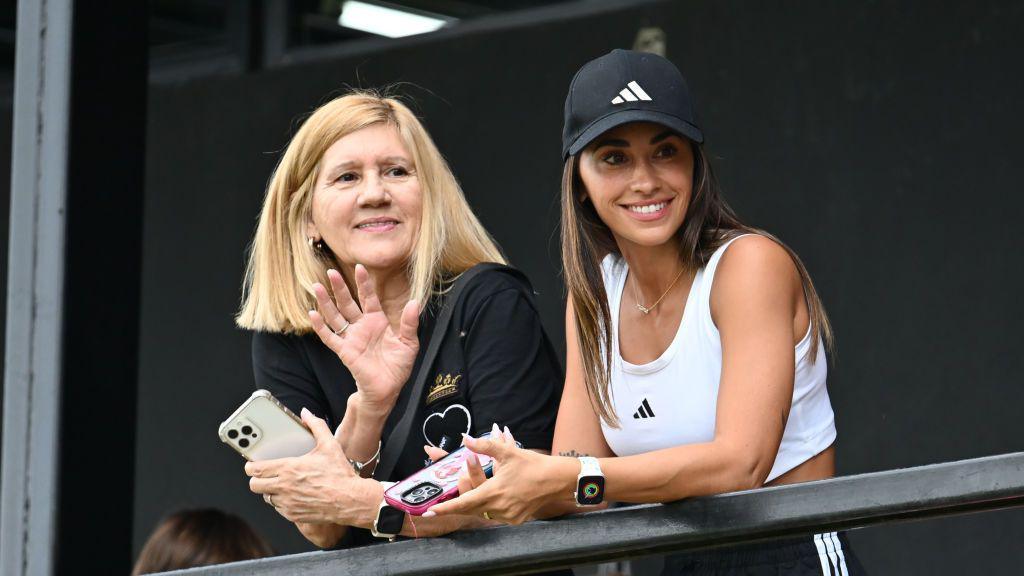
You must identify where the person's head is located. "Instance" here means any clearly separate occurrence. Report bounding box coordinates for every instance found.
[560,50,832,427]
[131,508,273,575]
[237,90,505,333]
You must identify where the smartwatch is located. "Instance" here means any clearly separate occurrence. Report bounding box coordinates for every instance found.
[372,482,404,539]
[574,456,605,507]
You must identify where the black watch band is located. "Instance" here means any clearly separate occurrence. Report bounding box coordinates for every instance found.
[372,482,404,539]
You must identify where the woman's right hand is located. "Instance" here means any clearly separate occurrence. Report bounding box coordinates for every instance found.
[308,264,420,414]
[422,423,516,498]
[423,444,490,497]
[423,426,568,525]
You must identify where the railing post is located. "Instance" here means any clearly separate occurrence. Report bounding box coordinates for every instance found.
[0,0,74,574]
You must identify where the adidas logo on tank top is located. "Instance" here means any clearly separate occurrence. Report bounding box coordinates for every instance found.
[633,398,656,419]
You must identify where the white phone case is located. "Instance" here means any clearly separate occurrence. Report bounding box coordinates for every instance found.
[218,390,316,461]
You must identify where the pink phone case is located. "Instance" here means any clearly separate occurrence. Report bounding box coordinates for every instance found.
[384,434,494,515]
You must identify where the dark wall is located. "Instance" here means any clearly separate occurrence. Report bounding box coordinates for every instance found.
[133,0,1024,572]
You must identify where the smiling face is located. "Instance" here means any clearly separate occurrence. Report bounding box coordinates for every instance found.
[578,122,694,251]
[307,123,423,274]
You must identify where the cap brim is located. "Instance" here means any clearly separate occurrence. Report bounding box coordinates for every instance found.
[564,109,704,158]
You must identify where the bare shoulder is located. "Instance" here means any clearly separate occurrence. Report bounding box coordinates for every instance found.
[712,235,802,311]
[717,235,799,283]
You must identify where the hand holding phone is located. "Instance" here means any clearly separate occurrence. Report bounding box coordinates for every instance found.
[384,432,497,515]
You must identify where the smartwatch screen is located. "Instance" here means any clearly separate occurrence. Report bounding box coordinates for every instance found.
[576,476,605,506]
[377,505,405,535]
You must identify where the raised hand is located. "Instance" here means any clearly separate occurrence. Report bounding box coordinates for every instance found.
[308,264,420,412]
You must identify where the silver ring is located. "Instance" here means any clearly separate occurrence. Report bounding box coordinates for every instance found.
[334,322,350,336]
[264,494,275,507]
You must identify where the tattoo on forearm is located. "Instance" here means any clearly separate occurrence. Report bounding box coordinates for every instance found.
[557,449,590,458]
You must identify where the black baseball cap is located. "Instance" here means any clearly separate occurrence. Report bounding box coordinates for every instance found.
[562,49,704,158]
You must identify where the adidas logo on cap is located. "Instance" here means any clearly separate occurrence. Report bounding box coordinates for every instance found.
[562,49,704,158]
[633,398,656,419]
[611,81,652,105]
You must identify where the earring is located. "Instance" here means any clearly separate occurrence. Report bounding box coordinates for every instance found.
[308,237,324,251]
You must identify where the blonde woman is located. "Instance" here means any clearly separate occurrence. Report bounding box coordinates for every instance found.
[427,51,866,575]
[237,92,562,549]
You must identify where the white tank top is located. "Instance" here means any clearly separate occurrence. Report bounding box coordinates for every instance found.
[599,235,836,482]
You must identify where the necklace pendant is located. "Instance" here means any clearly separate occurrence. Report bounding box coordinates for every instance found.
[636,304,650,315]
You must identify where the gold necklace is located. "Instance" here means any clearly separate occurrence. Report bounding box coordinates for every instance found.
[631,265,686,315]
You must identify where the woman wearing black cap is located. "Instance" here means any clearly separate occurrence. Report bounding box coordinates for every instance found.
[425,49,865,575]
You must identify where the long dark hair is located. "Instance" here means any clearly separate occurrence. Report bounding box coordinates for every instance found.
[131,508,274,575]
[562,142,833,427]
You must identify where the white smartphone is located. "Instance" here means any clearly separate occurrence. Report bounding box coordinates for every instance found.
[218,390,315,461]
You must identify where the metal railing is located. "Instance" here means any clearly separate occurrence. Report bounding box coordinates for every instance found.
[166,452,1024,576]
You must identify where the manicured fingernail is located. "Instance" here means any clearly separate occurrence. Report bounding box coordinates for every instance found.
[503,426,513,440]
[301,407,311,418]
[491,423,500,435]
[460,461,469,475]
[422,510,436,518]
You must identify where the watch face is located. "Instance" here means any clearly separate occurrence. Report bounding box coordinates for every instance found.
[377,505,406,534]
[576,476,605,506]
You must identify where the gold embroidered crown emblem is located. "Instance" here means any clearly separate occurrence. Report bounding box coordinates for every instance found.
[427,373,461,405]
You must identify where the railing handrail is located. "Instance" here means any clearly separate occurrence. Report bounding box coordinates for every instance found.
[165,452,1024,575]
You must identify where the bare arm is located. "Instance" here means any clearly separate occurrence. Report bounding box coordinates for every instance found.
[534,300,615,518]
[595,236,801,501]
[333,391,389,476]
[427,237,806,520]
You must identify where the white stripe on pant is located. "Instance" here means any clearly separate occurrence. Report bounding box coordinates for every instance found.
[813,533,833,575]
[829,532,849,575]
[812,532,850,576]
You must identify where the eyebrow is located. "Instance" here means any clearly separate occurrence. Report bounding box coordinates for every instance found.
[323,161,357,181]
[591,130,678,151]
[650,130,676,144]
[323,156,412,181]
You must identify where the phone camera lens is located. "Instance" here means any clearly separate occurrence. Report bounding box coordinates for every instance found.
[241,425,253,435]
[239,438,250,448]
[227,429,239,439]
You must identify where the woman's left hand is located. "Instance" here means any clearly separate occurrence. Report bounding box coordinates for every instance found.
[308,264,420,414]
[246,408,378,525]
[423,428,573,525]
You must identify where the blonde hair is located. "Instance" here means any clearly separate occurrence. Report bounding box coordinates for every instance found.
[237,91,505,333]
[562,144,833,428]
